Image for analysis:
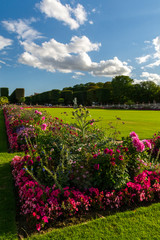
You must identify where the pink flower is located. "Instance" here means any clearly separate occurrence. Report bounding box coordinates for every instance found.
[42,216,48,223]
[35,110,38,114]
[104,148,109,154]
[38,111,42,115]
[42,116,45,121]
[132,137,145,152]
[142,140,152,149]
[109,149,114,156]
[32,212,36,217]
[119,155,123,161]
[41,123,47,131]
[36,223,41,231]
[130,131,139,138]
[94,164,99,170]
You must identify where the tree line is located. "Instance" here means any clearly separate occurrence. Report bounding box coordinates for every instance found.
[8,75,160,105]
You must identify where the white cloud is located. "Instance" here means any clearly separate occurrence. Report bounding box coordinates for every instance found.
[89,21,93,25]
[73,4,87,25]
[140,71,160,85]
[153,36,160,53]
[74,72,85,76]
[0,35,12,50]
[0,60,6,64]
[92,8,96,13]
[144,40,151,44]
[18,35,132,77]
[90,57,132,77]
[2,18,42,41]
[72,71,85,79]
[136,54,151,64]
[37,0,87,30]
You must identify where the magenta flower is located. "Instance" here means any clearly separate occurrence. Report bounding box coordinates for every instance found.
[94,163,99,170]
[42,216,48,223]
[109,149,114,156]
[130,131,139,138]
[36,156,41,162]
[142,140,152,149]
[93,154,98,159]
[104,148,109,154]
[36,223,41,231]
[41,123,47,131]
[28,159,34,165]
[35,110,38,114]
[132,137,145,152]
[119,155,123,161]
[42,116,45,121]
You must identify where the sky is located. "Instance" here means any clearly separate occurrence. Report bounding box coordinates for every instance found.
[1,0,160,96]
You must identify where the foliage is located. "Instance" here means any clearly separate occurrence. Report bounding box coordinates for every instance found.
[3,105,160,233]
[24,75,160,106]
[0,96,9,106]
[9,88,25,104]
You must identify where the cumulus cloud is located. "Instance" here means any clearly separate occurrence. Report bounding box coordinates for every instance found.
[72,71,85,79]
[2,18,42,41]
[37,0,87,30]
[140,71,160,85]
[144,36,160,68]
[0,35,12,50]
[18,35,132,77]
[136,54,151,64]
[90,57,132,77]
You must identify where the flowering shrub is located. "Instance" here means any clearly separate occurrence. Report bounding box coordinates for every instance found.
[121,132,152,179]
[90,145,130,190]
[11,155,160,232]
[3,105,160,232]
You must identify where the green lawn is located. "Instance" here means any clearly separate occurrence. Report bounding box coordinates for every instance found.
[1,108,160,240]
[28,203,160,240]
[42,108,160,139]
[0,109,17,240]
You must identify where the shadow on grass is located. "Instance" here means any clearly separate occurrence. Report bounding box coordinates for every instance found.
[0,158,17,240]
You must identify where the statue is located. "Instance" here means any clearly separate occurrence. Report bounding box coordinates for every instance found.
[73,97,78,109]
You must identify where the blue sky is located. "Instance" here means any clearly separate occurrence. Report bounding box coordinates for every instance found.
[1,0,160,96]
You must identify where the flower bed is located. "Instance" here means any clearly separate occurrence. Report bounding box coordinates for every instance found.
[12,155,160,231]
[3,105,160,232]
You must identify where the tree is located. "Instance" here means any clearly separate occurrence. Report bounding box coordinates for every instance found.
[19,97,25,104]
[111,75,134,103]
[61,90,73,105]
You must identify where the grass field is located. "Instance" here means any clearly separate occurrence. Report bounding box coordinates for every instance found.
[42,108,160,139]
[1,108,160,239]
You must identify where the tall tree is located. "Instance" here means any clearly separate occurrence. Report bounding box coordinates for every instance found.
[111,75,134,103]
